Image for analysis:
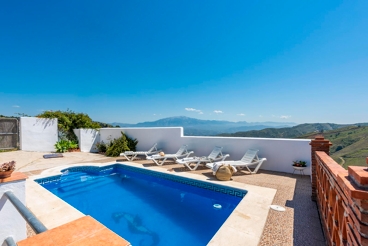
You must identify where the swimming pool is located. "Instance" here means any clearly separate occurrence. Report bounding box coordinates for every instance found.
[36,164,247,245]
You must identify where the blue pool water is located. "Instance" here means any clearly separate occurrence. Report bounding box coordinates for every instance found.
[37,164,246,246]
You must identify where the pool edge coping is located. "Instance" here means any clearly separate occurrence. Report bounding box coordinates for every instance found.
[27,161,277,246]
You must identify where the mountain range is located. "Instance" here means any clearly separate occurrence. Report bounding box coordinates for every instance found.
[218,123,353,138]
[111,116,296,136]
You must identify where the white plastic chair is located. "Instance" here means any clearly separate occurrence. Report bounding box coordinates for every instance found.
[146,145,193,166]
[120,143,161,161]
[206,149,267,174]
[176,146,229,171]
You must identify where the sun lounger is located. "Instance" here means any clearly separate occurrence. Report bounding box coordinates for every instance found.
[176,146,229,171]
[206,149,267,174]
[146,145,193,166]
[120,143,161,161]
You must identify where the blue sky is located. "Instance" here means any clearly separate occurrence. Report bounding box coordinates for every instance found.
[1,1,367,124]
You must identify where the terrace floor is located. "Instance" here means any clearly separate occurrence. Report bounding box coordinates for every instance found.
[3,151,326,245]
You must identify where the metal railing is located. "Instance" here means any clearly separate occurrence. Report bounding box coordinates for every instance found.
[4,237,17,246]
[3,191,48,246]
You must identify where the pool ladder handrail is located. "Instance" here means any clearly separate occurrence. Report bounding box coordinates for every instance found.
[3,190,48,246]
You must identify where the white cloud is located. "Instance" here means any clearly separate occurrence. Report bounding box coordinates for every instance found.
[237,113,245,116]
[185,108,196,111]
[280,115,291,119]
[213,110,223,114]
[185,108,203,114]
[12,105,20,108]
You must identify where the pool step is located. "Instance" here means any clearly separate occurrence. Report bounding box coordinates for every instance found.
[58,171,116,187]
[59,175,116,193]
[59,178,117,199]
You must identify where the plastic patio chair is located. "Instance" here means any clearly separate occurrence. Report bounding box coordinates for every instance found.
[206,149,267,174]
[120,143,161,161]
[146,145,193,166]
[176,146,229,171]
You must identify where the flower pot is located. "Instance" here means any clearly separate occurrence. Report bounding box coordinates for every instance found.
[292,166,306,170]
[68,148,81,152]
[0,170,14,179]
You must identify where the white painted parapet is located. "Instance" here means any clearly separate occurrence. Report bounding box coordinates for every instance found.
[19,117,58,152]
[73,129,100,153]
[76,127,312,175]
[0,175,27,243]
[99,127,183,153]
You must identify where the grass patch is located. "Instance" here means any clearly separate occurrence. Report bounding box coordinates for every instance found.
[0,148,18,153]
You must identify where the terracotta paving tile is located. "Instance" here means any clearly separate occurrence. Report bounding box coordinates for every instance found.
[69,228,130,246]
[55,216,104,241]
[19,216,129,246]
[0,171,27,183]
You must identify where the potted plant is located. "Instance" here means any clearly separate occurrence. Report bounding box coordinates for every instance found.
[292,160,307,170]
[0,161,16,179]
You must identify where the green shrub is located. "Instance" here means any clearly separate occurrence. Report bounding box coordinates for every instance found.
[96,141,107,153]
[68,140,79,149]
[55,140,70,153]
[126,134,138,152]
[105,132,138,157]
[54,140,79,153]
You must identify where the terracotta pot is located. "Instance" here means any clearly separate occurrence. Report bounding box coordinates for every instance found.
[0,170,14,179]
[68,148,81,152]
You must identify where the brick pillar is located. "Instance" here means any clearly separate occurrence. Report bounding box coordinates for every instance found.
[310,136,332,201]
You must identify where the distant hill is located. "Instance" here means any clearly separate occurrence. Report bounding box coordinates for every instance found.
[111,116,296,136]
[299,124,368,168]
[218,123,350,138]
[218,122,368,169]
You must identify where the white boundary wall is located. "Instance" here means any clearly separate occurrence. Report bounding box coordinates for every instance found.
[76,127,312,175]
[73,129,100,153]
[0,180,27,243]
[19,117,58,152]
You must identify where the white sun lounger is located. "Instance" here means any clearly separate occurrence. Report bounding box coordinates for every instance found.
[206,149,267,174]
[146,145,194,166]
[176,146,229,171]
[120,143,161,161]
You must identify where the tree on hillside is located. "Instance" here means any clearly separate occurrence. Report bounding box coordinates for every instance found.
[37,109,100,141]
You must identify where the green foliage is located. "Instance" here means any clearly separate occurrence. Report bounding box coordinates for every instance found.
[68,140,79,149]
[301,125,368,169]
[0,148,17,153]
[55,140,70,153]
[126,134,138,151]
[292,160,307,167]
[0,115,18,118]
[95,122,114,128]
[54,140,79,153]
[105,132,138,157]
[96,141,107,153]
[37,109,100,141]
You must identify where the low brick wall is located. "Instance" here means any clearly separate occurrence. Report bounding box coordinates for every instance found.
[314,150,368,245]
